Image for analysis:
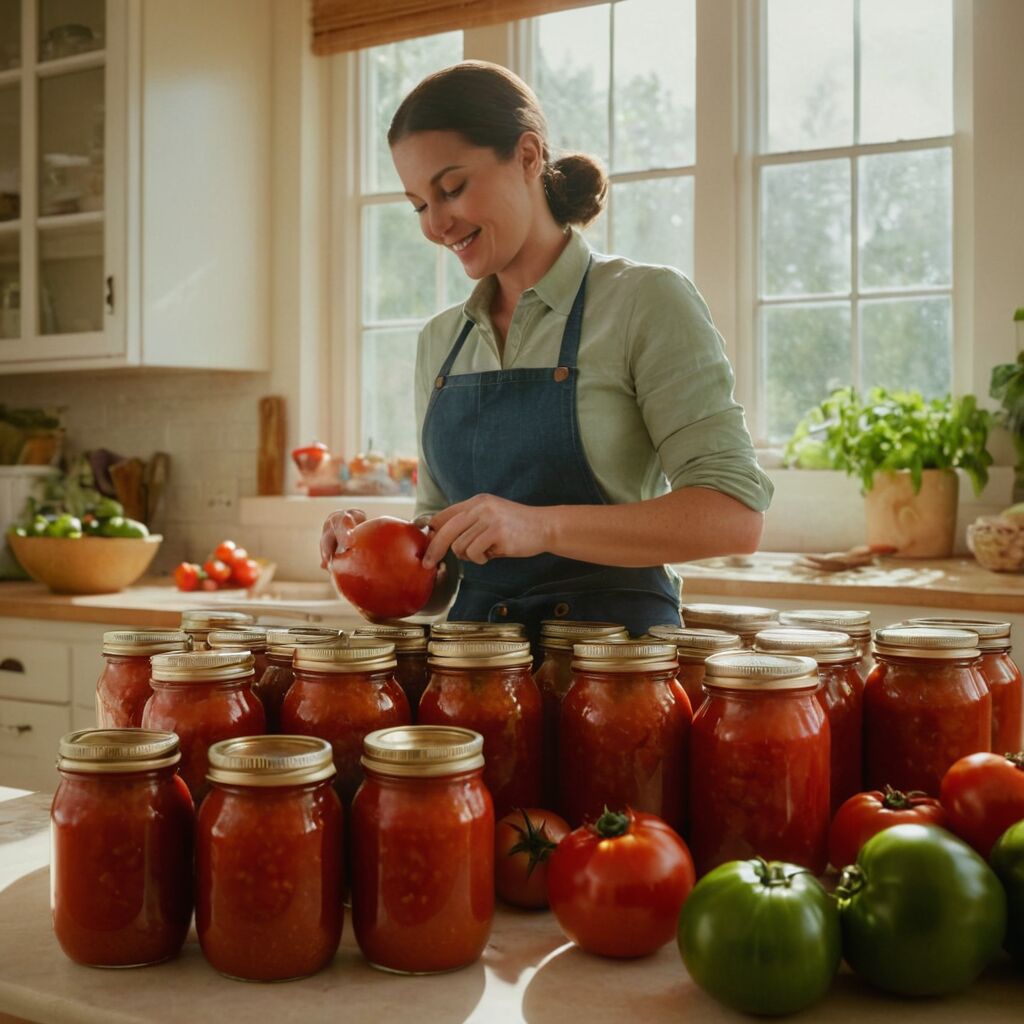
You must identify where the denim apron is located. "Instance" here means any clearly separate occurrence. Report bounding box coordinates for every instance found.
[421,263,681,649]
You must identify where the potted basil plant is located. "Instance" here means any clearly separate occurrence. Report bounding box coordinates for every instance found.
[785,387,993,558]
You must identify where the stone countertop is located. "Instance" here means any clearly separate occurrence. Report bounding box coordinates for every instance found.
[0,793,1020,1024]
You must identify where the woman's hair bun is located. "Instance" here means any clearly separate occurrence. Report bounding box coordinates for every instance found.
[543,153,608,227]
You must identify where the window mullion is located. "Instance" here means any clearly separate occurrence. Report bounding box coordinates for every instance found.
[851,153,861,390]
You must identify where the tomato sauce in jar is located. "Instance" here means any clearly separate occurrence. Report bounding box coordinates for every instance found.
[689,652,830,876]
[207,627,270,682]
[51,729,194,967]
[419,639,542,818]
[646,625,743,713]
[864,626,990,796]
[754,627,864,811]
[179,609,255,651]
[196,736,343,981]
[95,630,190,729]
[534,621,629,811]
[681,603,779,648]
[779,609,873,680]
[560,641,692,831]
[142,650,265,802]
[256,627,344,732]
[354,624,430,719]
[352,725,493,974]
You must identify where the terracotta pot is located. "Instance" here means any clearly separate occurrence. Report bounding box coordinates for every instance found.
[863,469,959,558]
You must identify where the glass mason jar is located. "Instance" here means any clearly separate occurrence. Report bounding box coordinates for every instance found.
[281,639,411,807]
[431,621,527,640]
[353,624,429,720]
[51,729,194,967]
[256,627,344,733]
[560,641,691,831]
[681,603,779,648]
[689,652,830,876]
[534,621,629,811]
[142,650,266,802]
[754,627,864,811]
[907,617,1023,754]
[646,625,743,712]
[419,639,542,819]
[352,725,493,974]
[207,626,270,682]
[864,626,990,796]
[196,736,343,982]
[95,629,190,728]
[179,609,255,651]
[779,609,873,680]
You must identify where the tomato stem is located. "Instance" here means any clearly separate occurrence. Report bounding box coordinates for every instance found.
[754,858,804,888]
[881,784,927,810]
[506,809,559,878]
[592,807,631,839]
[835,865,865,900]
[1006,752,1024,770]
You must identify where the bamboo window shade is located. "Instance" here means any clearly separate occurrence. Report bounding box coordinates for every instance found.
[311,0,607,55]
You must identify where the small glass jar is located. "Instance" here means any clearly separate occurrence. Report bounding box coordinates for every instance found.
[419,639,542,819]
[256,627,344,732]
[281,639,411,807]
[354,624,429,719]
[560,641,691,831]
[95,630,190,728]
[207,626,270,681]
[779,609,873,679]
[865,626,990,795]
[179,609,255,651]
[352,726,493,974]
[534,621,629,810]
[681,603,779,648]
[51,729,194,967]
[646,625,743,712]
[689,652,830,876]
[431,621,527,640]
[196,736,343,982]
[142,650,265,802]
[755,627,864,811]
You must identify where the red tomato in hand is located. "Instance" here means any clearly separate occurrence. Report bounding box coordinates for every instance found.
[828,785,947,869]
[331,516,437,619]
[213,540,237,563]
[546,808,695,957]
[203,558,232,585]
[495,808,570,909]
[940,752,1024,858]
[173,562,201,592]
[230,557,260,589]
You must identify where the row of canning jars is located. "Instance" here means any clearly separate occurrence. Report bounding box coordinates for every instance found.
[51,725,493,979]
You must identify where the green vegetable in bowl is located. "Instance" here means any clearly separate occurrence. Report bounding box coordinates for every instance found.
[45,514,83,538]
[98,516,149,538]
[90,497,124,521]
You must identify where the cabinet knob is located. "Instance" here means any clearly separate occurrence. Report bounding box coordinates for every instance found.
[0,658,25,673]
[105,275,115,314]
[0,723,32,735]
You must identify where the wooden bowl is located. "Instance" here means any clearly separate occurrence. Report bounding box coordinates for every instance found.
[8,534,163,594]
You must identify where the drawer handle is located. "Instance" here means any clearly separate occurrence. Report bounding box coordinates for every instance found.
[0,658,25,673]
[0,723,32,735]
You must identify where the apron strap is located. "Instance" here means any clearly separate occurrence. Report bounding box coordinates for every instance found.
[555,258,591,369]
[436,318,475,380]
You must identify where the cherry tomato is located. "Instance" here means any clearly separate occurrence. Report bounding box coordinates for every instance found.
[495,808,570,909]
[546,808,695,957]
[829,786,946,869]
[229,547,248,564]
[230,557,261,589]
[173,562,201,592]
[213,540,237,563]
[331,516,437,620]
[203,558,232,585]
[940,752,1024,858]
[200,578,219,592]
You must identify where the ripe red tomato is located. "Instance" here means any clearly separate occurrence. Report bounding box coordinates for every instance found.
[940,752,1024,858]
[828,786,947,869]
[213,540,237,563]
[230,557,260,589]
[331,516,437,619]
[203,558,232,585]
[173,562,201,592]
[495,808,570,909]
[546,808,696,957]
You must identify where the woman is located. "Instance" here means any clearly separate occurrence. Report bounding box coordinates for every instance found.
[321,61,772,643]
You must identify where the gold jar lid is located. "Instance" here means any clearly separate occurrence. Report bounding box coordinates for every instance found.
[265,626,345,658]
[873,626,980,660]
[682,603,779,634]
[571,640,679,673]
[57,728,181,773]
[646,625,743,661]
[703,651,819,691]
[207,627,269,652]
[354,624,427,652]
[753,627,858,664]
[180,609,256,631]
[293,638,397,673]
[540,621,629,651]
[151,649,256,683]
[207,735,336,787]
[778,609,872,640]
[102,629,191,656]
[904,617,1011,652]
[431,621,527,639]
[428,638,533,668]
[362,725,484,778]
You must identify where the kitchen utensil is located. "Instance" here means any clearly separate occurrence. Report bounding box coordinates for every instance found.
[109,458,146,522]
[258,396,285,495]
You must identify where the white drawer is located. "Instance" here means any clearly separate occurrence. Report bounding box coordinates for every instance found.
[71,643,104,709]
[0,698,70,791]
[0,637,71,703]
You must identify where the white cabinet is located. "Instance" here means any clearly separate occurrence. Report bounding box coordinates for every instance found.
[0,0,270,372]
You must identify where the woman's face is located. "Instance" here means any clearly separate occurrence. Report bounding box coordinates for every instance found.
[391,130,543,281]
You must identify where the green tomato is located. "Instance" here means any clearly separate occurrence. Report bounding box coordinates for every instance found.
[989,819,1024,966]
[29,516,49,536]
[677,859,840,1016]
[837,823,1006,996]
[98,516,149,538]
[45,514,83,538]
[90,497,124,520]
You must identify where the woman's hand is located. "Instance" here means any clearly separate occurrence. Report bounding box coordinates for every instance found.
[422,494,550,569]
[318,508,367,569]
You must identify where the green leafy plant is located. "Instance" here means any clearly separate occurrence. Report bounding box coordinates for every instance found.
[990,350,1024,465]
[784,386,993,496]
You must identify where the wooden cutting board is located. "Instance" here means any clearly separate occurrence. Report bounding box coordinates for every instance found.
[258,395,286,495]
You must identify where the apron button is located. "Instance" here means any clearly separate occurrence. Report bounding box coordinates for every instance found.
[553,366,570,383]
[434,376,445,389]
[553,602,570,617]
[495,604,509,618]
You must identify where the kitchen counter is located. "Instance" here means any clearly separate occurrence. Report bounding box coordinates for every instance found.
[0,792,1020,1024]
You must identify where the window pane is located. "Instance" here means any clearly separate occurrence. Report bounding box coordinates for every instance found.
[0,84,18,221]
[0,232,18,339]
[361,327,419,456]
[763,302,851,441]
[611,176,692,275]
[613,0,695,172]
[363,32,462,195]
[859,148,951,291]
[363,202,436,322]
[39,223,103,334]
[860,0,952,144]
[765,0,853,153]
[39,0,104,61]
[860,296,950,396]
[761,159,850,297]
[0,0,19,69]
[534,6,610,167]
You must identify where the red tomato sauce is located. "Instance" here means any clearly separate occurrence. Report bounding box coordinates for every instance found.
[980,650,1023,753]
[817,660,864,811]
[96,654,156,729]
[534,647,574,812]
[255,654,295,733]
